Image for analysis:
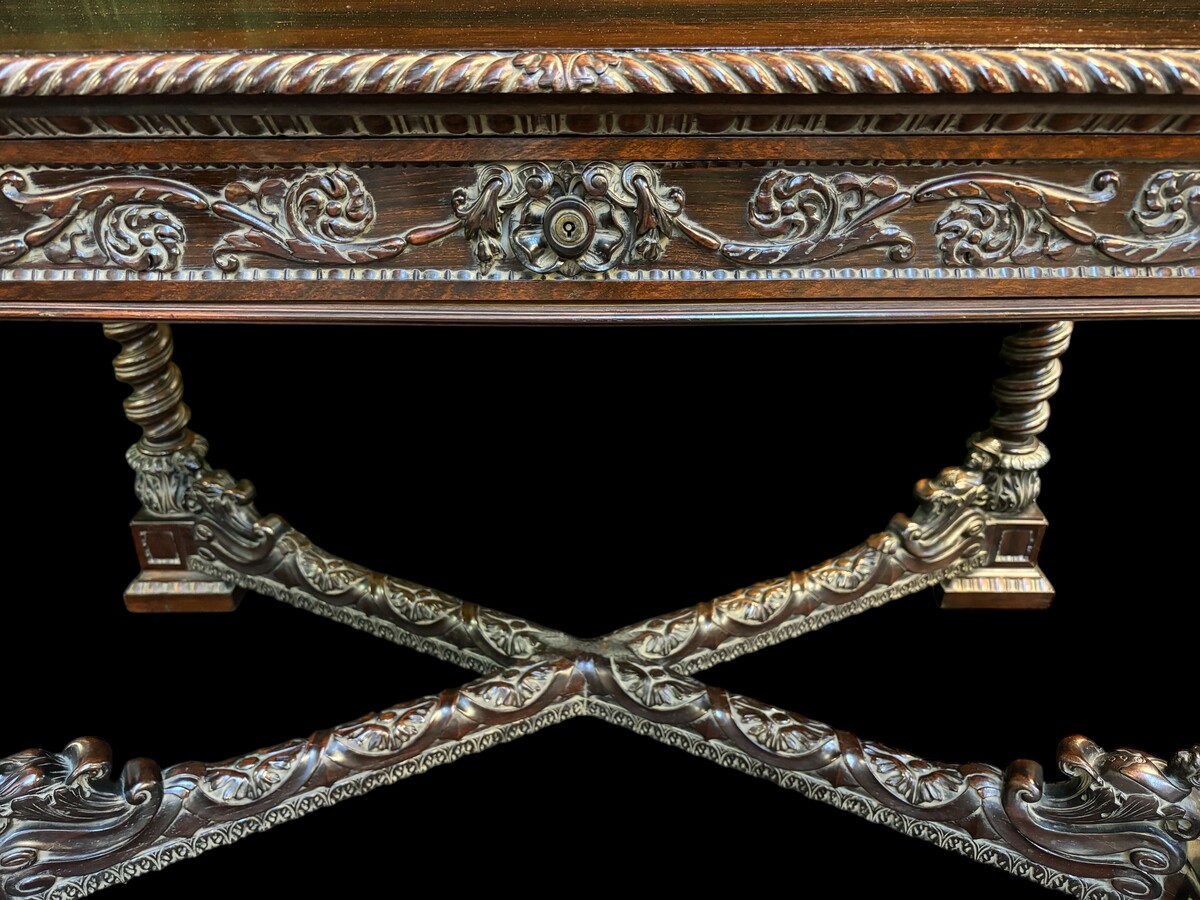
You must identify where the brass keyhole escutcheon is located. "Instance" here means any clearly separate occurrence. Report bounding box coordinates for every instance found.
[543,196,596,258]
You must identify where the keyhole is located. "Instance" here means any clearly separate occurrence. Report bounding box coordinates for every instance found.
[562,220,576,236]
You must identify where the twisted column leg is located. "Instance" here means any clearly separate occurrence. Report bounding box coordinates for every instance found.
[106,322,241,612]
[941,321,1073,609]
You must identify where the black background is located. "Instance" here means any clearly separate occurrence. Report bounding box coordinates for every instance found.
[2,318,1191,898]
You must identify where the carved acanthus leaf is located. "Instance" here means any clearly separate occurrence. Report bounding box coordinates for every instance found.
[199,742,306,805]
[333,701,436,754]
[915,171,1119,265]
[612,661,707,710]
[714,576,792,625]
[864,743,969,807]
[721,170,914,265]
[461,663,559,710]
[728,696,836,758]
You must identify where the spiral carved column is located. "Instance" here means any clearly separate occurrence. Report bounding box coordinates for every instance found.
[989,321,1074,451]
[105,322,239,613]
[106,321,194,457]
[940,321,1073,610]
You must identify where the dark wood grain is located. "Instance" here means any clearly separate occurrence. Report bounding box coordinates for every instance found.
[3,135,1200,164]
[0,0,1197,51]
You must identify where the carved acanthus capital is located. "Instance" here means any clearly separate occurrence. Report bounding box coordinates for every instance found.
[961,433,1051,514]
[126,434,210,517]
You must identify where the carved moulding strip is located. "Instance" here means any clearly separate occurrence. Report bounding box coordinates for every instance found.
[0,666,587,900]
[0,48,1198,97]
[2,164,1199,281]
[6,110,1200,140]
[184,471,572,674]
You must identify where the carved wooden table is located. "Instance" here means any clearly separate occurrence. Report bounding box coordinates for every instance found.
[3,2,1200,898]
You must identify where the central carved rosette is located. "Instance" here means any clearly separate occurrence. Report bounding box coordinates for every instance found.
[453,160,685,276]
[513,163,625,275]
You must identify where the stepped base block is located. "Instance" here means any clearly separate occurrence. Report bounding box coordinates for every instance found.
[939,504,1052,610]
[939,565,1054,609]
[123,568,243,613]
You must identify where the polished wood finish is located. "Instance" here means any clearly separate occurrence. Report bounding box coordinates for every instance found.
[1,4,1198,898]
[1,0,1198,51]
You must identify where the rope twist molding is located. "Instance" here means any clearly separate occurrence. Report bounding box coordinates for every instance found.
[0,47,1197,97]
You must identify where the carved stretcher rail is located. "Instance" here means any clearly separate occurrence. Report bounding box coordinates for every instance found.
[10,319,1200,899]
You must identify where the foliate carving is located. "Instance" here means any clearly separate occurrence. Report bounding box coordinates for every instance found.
[591,686,1200,900]
[722,170,914,265]
[1,48,1197,98]
[332,701,435,754]
[186,470,555,670]
[8,167,1200,279]
[0,168,454,273]
[1,672,583,899]
[727,695,836,758]
[622,608,699,659]
[213,169,411,269]
[611,661,707,711]
[378,576,460,626]
[26,319,1197,897]
[862,743,968,807]
[714,576,792,625]
[126,437,210,517]
[476,610,545,660]
[612,463,987,672]
[460,663,560,711]
[199,741,307,804]
[0,174,207,272]
[0,738,165,899]
[455,161,685,275]
[916,172,1118,265]
[1098,170,1200,263]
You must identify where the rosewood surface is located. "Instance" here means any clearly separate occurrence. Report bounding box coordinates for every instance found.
[1,3,1198,898]
[2,0,1198,51]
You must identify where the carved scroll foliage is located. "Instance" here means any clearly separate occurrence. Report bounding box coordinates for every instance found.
[1097,170,1200,263]
[915,171,1120,265]
[4,165,1200,277]
[0,168,459,272]
[721,170,915,264]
